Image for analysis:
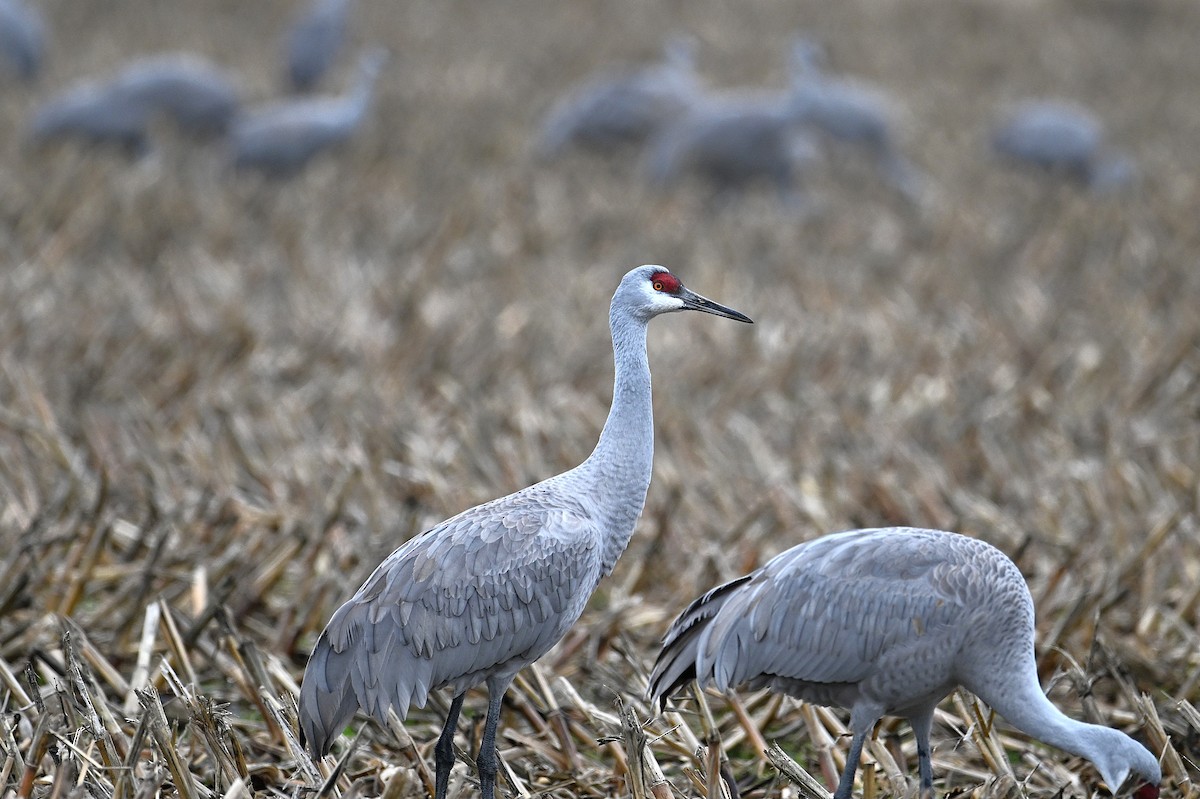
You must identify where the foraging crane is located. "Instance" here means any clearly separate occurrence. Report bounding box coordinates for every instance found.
[0,0,44,81]
[536,35,702,157]
[645,89,819,206]
[285,0,352,92]
[109,53,240,136]
[28,78,150,153]
[786,38,927,203]
[650,527,1162,799]
[229,47,386,176]
[992,99,1135,191]
[300,266,752,799]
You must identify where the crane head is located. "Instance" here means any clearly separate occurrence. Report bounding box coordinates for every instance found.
[1089,728,1162,799]
[617,265,752,324]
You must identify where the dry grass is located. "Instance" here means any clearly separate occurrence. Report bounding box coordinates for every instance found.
[1,1,1199,798]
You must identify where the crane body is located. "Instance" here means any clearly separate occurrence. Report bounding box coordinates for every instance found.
[646,90,818,205]
[230,47,386,176]
[650,527,1161,799]
[0,0,44,80]
[110,53,240,135]
[29,79,151,153]
[786,38,927,203]
[300,265,752,799]
[992,99,1135,190]
[536,35,702,157]
[285,0,352,91]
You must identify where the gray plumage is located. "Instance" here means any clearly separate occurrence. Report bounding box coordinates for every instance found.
[536,35,702,157]
[650,527,1162,799]
[229,47,386,176]
[645,89,819,206]
[285,0,352,92]
[992,99,1135,191]
[299,265,751,799]
[786,38,927,202]
[0,0,44,81]
[28,78,150,153]
[109,53,240,135]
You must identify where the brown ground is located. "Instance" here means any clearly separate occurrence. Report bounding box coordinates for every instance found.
[1,1,1199,798]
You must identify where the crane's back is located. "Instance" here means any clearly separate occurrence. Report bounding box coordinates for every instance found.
[652,528,1035,719]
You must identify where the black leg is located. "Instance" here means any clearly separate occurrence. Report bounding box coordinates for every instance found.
[909,711,935,799]
[434,694,466,799]
[833,729,866,799]
[477,678,512,799]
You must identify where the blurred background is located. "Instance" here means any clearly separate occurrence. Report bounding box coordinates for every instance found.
[0,0,1198,797]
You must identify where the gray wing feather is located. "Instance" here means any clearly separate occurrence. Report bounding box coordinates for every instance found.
[648,572,753,706]
[673,528,1007,696]
[299,488,600,756]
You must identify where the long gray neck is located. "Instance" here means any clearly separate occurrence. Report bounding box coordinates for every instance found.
[345,60,382,124]
[976,666,1152,789]
[579,307,654,576]
[988,670,1102,757]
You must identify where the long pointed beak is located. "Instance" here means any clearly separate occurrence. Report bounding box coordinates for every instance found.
[680,287,753,323]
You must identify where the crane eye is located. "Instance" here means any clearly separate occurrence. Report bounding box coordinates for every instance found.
[649,272,680,293]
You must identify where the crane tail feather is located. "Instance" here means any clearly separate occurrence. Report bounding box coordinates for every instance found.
[648,573,754,708]
[298,632,363,757]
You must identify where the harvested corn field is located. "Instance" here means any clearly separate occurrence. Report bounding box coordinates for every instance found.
[1,1,1199,799]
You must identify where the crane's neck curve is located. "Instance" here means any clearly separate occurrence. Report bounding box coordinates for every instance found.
[974,665,1156,791]
[580,305,655,577]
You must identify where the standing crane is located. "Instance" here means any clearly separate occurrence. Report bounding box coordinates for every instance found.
[786,38,927,203]
[644,87,820,207]
[299,265,752,799]
[28,78,151,154]
[650,527,1162,799]
[229,47,386,176]
[109,53,240,136]
[991,99,1135,191]
[536,35,703,157]
[0,0,44,81]
[284,0,353,92]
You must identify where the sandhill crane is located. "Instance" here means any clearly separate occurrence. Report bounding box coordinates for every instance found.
[285,0,352,92]
[0,0,44,81]
[650,527,1162,799]
[109,53,240,136]
[992,99,1135,191]
[786,38,927,203]
[299,266,751,799]
[536,35,702,157]
[28,78,150,153]
[229,47,386,176]
[645,89,819,206]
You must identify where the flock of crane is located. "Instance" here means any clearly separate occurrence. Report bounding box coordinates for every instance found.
[3,0,386,176]
[537,35,1136,205]
[3,0,1134,196]
[3,1,1162,796]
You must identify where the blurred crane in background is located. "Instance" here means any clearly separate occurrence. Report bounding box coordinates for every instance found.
[0,0,44,81]
[229,47,386,176]
[536,34,703,157]
[645,88,819,207]
[28,78,150,153]
[786,37,928,204]
[284,0,353,92]
[109,53,240,136]
[992,99,1135,191]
